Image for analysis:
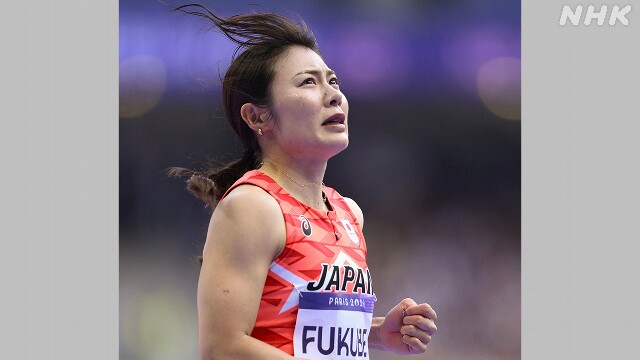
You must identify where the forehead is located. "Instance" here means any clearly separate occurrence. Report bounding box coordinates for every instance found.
[274,46,330,76]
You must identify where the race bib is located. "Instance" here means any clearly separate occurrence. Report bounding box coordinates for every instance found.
[293,292,375,359]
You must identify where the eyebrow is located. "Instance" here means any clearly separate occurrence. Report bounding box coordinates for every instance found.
[292,69,337,80]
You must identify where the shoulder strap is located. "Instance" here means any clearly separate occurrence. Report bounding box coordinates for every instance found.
[221,170,274,200]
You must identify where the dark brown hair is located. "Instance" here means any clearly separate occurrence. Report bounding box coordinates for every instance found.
[168,3,320,210]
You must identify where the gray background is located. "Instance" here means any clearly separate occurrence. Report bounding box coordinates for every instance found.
[0,1,118,358]
[0,1,637,359]
[523,0,640,358]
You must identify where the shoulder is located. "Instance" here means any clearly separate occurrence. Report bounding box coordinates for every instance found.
[220,183,280,213]
[205,184,285,260]
[343,196,364,228]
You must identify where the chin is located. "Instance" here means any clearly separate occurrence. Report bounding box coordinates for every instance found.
[297,135,349,159]
[326,138,349,157]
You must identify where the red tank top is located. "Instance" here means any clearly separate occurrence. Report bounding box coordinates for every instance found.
[222,170,374,355]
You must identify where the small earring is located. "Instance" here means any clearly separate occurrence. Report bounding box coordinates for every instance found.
[258,128,263,136]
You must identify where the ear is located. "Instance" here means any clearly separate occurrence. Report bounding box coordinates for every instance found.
[240,103,272,133]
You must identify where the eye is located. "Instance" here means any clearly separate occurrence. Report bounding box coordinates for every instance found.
[302,77,316,85]
[329,77,340,86]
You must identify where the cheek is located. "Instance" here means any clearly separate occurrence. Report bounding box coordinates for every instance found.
[283,93,318,120]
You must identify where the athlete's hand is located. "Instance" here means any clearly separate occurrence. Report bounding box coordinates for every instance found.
[377,298,437,354]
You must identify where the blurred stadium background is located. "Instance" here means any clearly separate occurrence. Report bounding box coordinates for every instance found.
[120,0,520,359]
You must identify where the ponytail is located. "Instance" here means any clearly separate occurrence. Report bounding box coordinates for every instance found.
[168,149,261,212]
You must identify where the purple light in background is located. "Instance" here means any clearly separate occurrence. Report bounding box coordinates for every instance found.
[323,25,412,98]
[120,7,521,98]
[120,10,237,92]
[476,57,521,121]
[441,25,520,95]
[120,55,167,119]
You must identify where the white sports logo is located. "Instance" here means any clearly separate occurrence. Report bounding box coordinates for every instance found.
[340,220,360,245]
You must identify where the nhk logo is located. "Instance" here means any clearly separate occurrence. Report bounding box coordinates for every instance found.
[559,5,632,26]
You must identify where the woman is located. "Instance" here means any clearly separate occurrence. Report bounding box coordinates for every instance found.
[170,4,437,359]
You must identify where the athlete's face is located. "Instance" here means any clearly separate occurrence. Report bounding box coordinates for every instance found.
[267,46,349,159]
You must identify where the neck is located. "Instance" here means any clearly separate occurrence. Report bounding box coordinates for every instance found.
[259,156,328,211]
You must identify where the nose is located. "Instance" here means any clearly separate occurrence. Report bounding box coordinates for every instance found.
[325,85,343,107]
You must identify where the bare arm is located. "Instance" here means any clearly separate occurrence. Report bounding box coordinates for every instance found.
[197,185,305,360]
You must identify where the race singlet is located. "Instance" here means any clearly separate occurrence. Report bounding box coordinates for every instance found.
[293,292,375,359]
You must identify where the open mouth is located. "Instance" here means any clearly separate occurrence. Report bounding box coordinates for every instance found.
[322,114,346,126]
